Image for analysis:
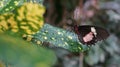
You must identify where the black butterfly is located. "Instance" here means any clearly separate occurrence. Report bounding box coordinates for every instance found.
[73,25,109,45]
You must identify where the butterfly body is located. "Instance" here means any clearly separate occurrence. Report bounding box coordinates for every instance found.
[73,25,109,45]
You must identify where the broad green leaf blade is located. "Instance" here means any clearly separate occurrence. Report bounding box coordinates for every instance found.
[0,34,56,67]
[0,0,24,14]
[33,24,89,52]
[25,0,44,4]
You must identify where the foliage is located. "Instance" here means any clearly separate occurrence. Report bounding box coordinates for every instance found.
[0,2,45,36]
[0,34,56,67]
[0,0,89,52]
[0,0,24,14]
[0,1,56,67]
[13,2,45,35]
[33,24,89,52]
[42,0,120,67]
[0,0,120,67]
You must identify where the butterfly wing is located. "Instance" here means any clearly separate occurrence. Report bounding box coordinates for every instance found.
[77,26,97,45]
[77,25,92,36]
[95,26,109,41]
[75,25,109,45]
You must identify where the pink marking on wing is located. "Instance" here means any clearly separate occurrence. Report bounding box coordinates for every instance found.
[83,32,94,42]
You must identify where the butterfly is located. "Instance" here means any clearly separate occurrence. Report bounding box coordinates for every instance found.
[73,25,109,45]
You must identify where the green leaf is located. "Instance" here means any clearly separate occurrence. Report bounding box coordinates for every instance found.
[0,2,45,36]
[0,34,56,67]
[0,0,24,14]
[33,24,89,52]
[25,0,44,4]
